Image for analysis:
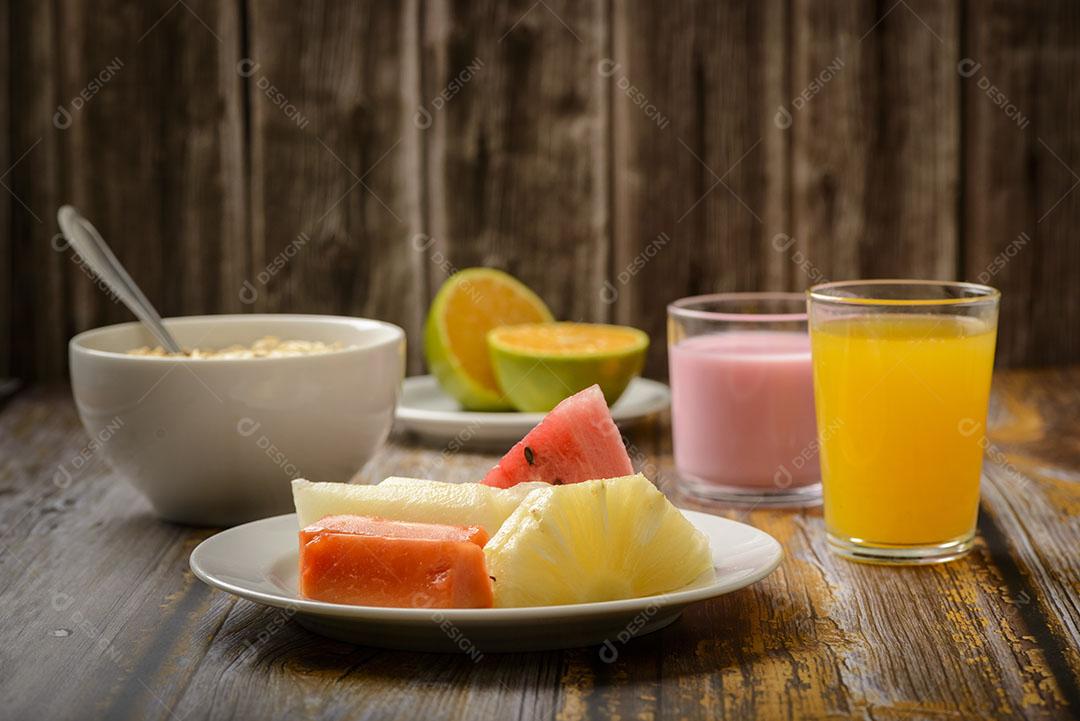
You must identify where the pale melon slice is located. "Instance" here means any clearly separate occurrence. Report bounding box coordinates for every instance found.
[291,478,545,536]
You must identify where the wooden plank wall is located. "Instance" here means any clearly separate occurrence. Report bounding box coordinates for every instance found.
[4,0,1078,379]
[0,0,9,379]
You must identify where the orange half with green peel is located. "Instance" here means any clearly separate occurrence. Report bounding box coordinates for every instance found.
[424,268,554,411]
[487,322,649,412]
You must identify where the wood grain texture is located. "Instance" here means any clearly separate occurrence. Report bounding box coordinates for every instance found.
[420,0,609,325]
[3,0,1080,379]
[610,0,789,376]
[8,0,64,379]
[984,367,1080,690]
[963,0,1080,366]
[790,0,960,283]
[247,0,426,372]
[8,0,245,377]
[0,369,1077,720]
[0,0,9,378]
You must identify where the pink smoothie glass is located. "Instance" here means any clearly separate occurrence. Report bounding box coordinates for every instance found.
[667,293,821,506]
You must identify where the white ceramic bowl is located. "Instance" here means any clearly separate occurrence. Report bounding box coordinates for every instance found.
[70,315,405,526]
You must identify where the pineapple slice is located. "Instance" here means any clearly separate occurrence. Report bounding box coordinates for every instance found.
[484,474,713,607]
[292,478,545,536]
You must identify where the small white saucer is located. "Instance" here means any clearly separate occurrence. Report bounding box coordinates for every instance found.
[189,510,782,653]
[394,376,671,445]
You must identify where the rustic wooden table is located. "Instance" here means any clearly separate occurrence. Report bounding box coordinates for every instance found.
[2,368,1078,720]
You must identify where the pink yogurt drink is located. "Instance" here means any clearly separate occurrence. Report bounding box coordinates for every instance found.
[668,331,820,501]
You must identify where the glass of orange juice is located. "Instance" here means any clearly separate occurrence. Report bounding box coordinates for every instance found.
[807,280,1000,564]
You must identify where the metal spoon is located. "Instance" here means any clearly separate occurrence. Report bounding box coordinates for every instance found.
[57,205,184,354]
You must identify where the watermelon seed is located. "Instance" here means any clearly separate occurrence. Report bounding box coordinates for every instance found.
[524,446,535,465]
[489,576,497,582]
[553,477,563,485]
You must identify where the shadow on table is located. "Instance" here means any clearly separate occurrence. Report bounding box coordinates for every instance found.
[223,583,810,691]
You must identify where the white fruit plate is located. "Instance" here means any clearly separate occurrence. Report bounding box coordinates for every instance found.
[394,375,671,446]
[189,509,782,653]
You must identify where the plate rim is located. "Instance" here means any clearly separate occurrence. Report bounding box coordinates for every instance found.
[189,509,783,622]
[394,375,670,427]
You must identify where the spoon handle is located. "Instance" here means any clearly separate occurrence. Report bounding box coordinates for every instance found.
[57,205,184,354]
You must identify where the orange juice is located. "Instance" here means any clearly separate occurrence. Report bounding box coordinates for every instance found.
[810,314,996,546]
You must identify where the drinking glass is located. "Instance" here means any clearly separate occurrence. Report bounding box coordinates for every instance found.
[807,280,1000,564]
[667,293,821,506]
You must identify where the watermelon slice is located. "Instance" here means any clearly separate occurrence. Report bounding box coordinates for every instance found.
[481,385,633,488]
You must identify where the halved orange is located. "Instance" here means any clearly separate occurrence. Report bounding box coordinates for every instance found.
[487,322,649,411]
[424,268,554,410]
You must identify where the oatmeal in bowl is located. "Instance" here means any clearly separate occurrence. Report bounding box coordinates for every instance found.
[69,314,405,526]
[127,336,350,359]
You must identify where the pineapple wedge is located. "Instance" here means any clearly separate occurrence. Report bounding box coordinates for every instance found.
[484,474,713,607]
[291,477,544,536]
